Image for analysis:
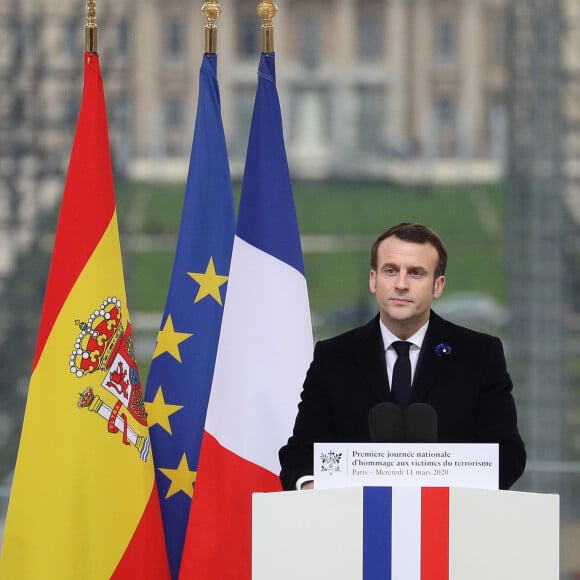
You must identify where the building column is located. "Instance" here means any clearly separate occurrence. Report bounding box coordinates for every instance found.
[459,0,484,158]
[133,0,163,161]
[388,0,409,150]
[331,0,356,167]
[411,0,434,157]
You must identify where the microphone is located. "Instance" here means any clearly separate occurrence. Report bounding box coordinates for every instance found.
[404,403,438,443]
[368,402,404,442]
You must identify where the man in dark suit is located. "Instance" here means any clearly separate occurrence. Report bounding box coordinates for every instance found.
[279,223,526,491]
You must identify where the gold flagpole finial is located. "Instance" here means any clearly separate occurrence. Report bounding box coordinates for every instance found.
[85,0,98,53]
[202,2,222,54]
[257,1,278,53]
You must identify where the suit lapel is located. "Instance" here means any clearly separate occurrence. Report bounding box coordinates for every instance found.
[354,315,392,402]
[352,312,454,404]
[410,311,451,403]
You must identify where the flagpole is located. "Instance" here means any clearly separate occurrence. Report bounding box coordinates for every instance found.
[257,0,277,52]
[85,0,98,53]
[202,1,222,54]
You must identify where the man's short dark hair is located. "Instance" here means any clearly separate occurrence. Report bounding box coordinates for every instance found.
[370,223,448,277]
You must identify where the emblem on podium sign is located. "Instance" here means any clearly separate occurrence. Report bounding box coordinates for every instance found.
[70,297,150,461]
[320,451,343,475]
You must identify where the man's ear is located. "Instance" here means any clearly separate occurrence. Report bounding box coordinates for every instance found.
[369,269,377,294]
[433,275,446,299]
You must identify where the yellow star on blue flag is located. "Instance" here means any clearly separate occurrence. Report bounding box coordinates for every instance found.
[158,453,197,499]
[145,386,183,435]
[152,314,193,363]
[189,257,228,305]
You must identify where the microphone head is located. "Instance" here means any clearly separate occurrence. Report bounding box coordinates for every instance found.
[368,402,404,442]
[404,403,438,443]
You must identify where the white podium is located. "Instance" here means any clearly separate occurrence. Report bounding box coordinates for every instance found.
[252,486,559,580]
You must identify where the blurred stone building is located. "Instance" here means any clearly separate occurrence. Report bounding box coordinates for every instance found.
[131,0,509,182]
[0,0,514,181]
[0,0,512,282]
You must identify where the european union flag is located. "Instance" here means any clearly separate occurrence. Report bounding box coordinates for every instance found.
[144,53,235,579]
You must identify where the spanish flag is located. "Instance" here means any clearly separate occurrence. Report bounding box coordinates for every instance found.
[0,53,170,579]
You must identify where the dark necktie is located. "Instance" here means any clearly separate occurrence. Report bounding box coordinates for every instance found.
[391,341,412,407]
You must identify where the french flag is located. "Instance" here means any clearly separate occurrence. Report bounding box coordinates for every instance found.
[179,52,313,579]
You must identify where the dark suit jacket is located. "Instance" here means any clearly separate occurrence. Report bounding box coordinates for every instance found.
[279,311,526,490]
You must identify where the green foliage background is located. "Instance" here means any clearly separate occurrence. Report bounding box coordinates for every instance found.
[117,180,506,319]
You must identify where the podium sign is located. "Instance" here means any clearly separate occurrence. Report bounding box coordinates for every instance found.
[314,443,499,489]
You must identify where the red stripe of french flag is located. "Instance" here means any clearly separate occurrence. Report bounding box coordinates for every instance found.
[421,487,450,580]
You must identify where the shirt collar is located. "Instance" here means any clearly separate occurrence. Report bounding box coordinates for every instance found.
[379,318,429,352]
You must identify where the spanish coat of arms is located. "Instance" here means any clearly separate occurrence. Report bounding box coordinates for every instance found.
[71,297,150,461]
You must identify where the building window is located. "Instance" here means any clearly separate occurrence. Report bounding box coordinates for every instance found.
[434,95,456,156]
[11,96,25,124]
[298,14,323,69]
[237,11,260,58]
[64,95,80,125]
[13,22,28,61]
[356,87,386,151]
[488,99,507,160]
[435,96,455,128]
[118,19,130,59]
[165,97,184,128]
[64,20,80,58]
[231,86,255,157]
[165,19,184,62]
[164,97,186,156]
[357,2,384,61]
[436,19,456,65]
[487,13,506,64]
[289,87,330,148]
[110,94,131,127]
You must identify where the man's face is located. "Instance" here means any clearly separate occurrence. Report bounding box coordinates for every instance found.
[369,235,445,339]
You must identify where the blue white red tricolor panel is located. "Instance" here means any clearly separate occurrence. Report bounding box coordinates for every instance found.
[253,486,559,580]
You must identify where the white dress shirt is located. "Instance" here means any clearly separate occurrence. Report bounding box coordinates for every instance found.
[379,319,429,389]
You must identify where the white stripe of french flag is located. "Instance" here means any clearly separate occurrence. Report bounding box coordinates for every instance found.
[205,236,313,474]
